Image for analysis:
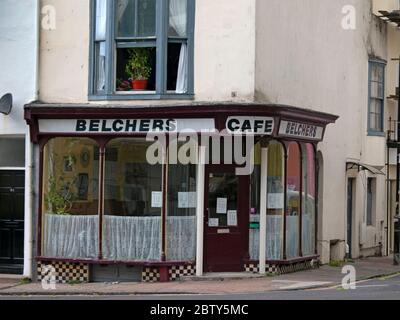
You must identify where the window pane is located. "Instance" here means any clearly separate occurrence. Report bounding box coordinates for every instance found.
[94,42,106,92]
[371,64,384,82]
[208,172,238,228]
[167,42,187,93]
[42,138,99,259]
[266,141,285,260]
[95,0,107,41]
[369,99,382,131]
[0,138,25,167]
[103,138,162,261]
[249,142,261,260]
[166,149,197,261]
[169,0,187,37]
[117,0,156,37]
[116,47,156,92]
[286,142,300,259]
[301,143,315,256]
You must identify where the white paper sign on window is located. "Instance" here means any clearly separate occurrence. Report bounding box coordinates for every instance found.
[178,192,197,208]
[209,218,219,227]
[227,210,238,226]
[267,193,284,209]
[151,191,163,208]
[216,198,227,214]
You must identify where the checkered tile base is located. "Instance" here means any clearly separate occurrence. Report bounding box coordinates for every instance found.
[245,259,319,275]
[142,267,160,282]
[37,261,89,284]
[169,265,196,281]
[244,263,279,275]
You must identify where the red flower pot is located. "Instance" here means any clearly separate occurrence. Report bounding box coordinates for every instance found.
[131,79,148,90]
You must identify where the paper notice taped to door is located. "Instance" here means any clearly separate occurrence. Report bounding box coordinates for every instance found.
[216,198,227,214]
[208,218,219,227]
[227,210,238,226]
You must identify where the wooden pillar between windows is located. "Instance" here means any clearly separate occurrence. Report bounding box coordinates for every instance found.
[259,144,268,275]
[196,146,206,276]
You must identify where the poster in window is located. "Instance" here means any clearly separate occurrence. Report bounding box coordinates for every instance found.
[77,173,89,200]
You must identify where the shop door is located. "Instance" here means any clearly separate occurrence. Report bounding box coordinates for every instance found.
[346,178,354,259]
[0,171,24,274]
[204,165,249,272]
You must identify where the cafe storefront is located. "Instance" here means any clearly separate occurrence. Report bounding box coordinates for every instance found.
[25,103,337,283]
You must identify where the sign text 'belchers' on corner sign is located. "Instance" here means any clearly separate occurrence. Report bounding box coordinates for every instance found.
[278,120,324,140]
[38,119,216,134]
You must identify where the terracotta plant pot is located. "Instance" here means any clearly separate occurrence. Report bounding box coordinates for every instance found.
[131,79,148,90]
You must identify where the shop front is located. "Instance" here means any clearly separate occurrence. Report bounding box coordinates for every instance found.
[25,103,337,282]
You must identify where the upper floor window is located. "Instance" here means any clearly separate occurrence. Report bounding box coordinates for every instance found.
[368,60,386,135]
[90,0,195,100]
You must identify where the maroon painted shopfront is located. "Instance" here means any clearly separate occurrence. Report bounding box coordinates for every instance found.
[25,103,337,282]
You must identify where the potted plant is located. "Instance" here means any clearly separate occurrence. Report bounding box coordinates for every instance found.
[125,48,152,90]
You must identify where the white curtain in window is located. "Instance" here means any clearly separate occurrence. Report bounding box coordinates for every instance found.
[103,216,161,261]
[169,0,188,93]
[286,215,299,258]
[166,216,196,261]
[95,0,107,91]
[249,215,283,261]
[95,0,107,41]
[44,214,99,259]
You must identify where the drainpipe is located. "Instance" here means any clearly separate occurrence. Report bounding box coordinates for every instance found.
[395,58,400,265]
[23,0,40,278]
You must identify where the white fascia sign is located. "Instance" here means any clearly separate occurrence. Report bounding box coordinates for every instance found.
[38,118,216,134]
[278,120,324,141]
[226,116,274,135]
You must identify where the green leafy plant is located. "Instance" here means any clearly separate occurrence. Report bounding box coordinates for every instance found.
[44,175,77,215]
[125,48,152,80]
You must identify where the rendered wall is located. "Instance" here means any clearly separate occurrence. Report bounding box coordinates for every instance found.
[0,0,38,134]
[255,0,388,262]
[38,0,256,104]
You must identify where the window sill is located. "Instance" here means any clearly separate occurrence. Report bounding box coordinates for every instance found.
[88,93,194,101]
[367,130,385,137]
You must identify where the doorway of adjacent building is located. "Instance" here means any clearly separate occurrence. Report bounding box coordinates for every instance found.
[204,165,250,272]
[0,170,25,274]
[347,178,355,259]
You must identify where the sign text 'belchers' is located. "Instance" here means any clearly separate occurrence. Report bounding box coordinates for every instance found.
[75,119,177,133]
[278,120,324,140]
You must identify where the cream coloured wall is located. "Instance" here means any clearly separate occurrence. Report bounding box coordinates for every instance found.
[39,0,90,103]
[373,0,399,15]
[255,0,388,262]
[39,0,256,104]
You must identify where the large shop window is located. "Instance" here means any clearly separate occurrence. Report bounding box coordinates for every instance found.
[301,143,315,256]
[167,148,197,261]
[41,137,197,262]
[90,0,195,99]
[42,138,99,259]
[102,138,162,261]
[250,141,285,261]
[286,142,301,258]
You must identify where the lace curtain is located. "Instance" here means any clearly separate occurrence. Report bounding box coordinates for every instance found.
[169,0,188,93]
[44,214,99,259]
[95,0,107,91]
[249,215,283,261]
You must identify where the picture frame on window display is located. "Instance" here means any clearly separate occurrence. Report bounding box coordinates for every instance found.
[77,173,89,200]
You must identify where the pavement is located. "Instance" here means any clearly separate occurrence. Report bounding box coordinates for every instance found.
[0,257,399,296]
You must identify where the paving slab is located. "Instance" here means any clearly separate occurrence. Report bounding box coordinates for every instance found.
[0,257,399,296]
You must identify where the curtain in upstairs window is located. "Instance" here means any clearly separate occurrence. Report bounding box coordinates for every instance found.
[95,0,107,91]
[169,0,188,93]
